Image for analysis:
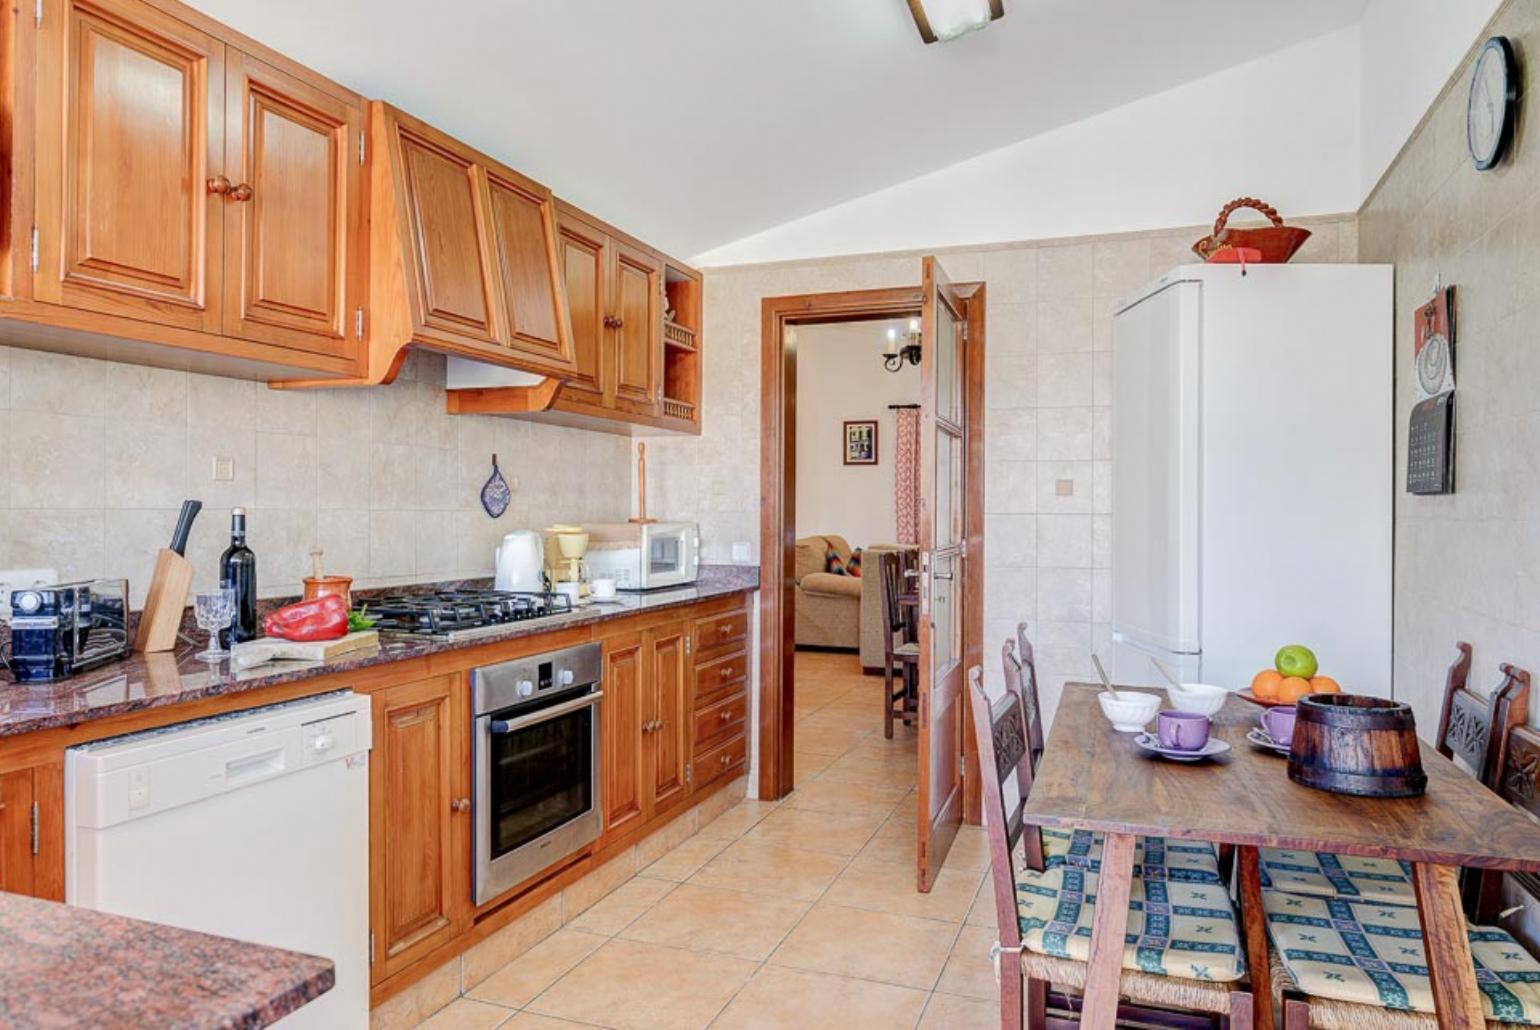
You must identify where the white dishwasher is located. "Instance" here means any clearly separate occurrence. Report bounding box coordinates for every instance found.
[66,690,371,1028]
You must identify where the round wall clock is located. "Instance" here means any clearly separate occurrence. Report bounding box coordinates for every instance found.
[1416,330,1450,396]
[1467,36,1518,171]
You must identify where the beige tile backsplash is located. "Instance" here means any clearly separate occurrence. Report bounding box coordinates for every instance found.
[0,348,633,606]
[641,215,1357,722]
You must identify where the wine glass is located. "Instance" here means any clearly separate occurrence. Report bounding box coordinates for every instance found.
[194,588,237,662]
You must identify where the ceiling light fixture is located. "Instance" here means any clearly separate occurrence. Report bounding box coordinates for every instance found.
[883,319,923,372]
[907,0,1004,44]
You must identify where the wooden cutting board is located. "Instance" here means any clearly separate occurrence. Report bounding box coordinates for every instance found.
[230,630,380,670]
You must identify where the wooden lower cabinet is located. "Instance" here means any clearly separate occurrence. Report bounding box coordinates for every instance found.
[0,768,38,896]
[600,620,692,842]
[368,673,469,983]
[643,622,690,813]
[601,631,647,837]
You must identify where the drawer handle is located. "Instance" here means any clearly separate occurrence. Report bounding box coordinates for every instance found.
[719,754,730,766]
[718,624,731,635]
[719,667,732,680]
[450,798,470,813]
[718,709,732,722]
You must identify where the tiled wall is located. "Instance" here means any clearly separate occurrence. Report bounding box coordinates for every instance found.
[643,216,1357,723]
[0,348,633,606]
[1359,0,1540,733]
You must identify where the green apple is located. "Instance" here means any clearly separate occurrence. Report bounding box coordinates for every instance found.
[1275,645,1319,680]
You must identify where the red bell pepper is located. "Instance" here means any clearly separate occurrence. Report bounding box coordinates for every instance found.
[263,594,350,642]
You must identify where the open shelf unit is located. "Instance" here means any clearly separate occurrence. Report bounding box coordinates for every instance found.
[661,264,701,426]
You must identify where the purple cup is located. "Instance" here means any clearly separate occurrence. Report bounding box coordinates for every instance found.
[1156,711,1210,751]
[1261,706,1297,747]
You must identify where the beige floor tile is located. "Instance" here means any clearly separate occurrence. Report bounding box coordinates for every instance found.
[711,965,930,1029]
[800,707,881,735]
[859,814,918,865]
[418,998,515,1029]
[695,799,778,841]
[917,990,999,1028]
[620,882,810,960]
[792,725,863,757]
[638,834,730,882]
[793,752,836,786]
[940,826,992,873]
[819,753,917,789]
[744,805,885,857]
[527,938,756,1030]
[689,838,851,900]
[467,929,609,1008]
[934,924,999,1001]
[824,854,983,923]
[784,778,910,819]
[769,900,960,989]
[563,877,675,935]
[499,1015,592,1029]
[965,879,999,928]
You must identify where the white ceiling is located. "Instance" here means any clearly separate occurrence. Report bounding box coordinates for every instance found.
[186,0,1368,259]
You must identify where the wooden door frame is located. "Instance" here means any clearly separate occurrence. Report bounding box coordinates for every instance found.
[757,282,987,814]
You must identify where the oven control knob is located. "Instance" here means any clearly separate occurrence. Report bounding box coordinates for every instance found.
[518,679,535,698]
[14,591,42,615]
[560,669,575,686]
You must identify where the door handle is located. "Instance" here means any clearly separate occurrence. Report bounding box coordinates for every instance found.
[450,798,470,813]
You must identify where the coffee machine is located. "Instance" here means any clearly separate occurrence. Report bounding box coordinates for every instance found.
[542,525,590,596]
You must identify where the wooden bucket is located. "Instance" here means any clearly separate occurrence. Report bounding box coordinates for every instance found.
[1288,694,1427,798]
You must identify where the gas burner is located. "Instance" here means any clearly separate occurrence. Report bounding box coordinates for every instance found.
[359,590,575,642]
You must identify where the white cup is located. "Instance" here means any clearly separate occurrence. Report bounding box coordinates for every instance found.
[590,578,617,600]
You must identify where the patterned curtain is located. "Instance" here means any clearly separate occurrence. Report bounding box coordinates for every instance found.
[894,407,921,545]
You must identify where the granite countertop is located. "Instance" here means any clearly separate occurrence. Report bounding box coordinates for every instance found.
[0,891,333,1029]
[0,565,758,739]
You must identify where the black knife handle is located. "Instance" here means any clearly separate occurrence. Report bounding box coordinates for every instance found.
[169,499,202,556]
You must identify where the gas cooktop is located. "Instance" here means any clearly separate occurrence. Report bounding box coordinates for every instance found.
[359,590,576,642]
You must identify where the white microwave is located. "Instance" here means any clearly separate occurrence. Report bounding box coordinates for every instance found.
[582,521,700,590]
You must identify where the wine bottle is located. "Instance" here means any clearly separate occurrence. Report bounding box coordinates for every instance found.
[219,507,258,647]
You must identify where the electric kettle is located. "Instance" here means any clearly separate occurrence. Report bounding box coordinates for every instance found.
[494,530,545,591]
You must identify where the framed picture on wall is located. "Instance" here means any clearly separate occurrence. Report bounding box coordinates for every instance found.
[843,420,878,465]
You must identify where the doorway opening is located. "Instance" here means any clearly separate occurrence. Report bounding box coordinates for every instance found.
[757,261,987,888]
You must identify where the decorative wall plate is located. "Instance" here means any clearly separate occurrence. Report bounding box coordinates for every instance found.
[481,454,511,518]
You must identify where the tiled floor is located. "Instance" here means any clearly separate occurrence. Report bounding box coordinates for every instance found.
[415,651,998,1029]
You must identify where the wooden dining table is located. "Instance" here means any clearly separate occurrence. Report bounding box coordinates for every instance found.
[1024,684,1540,1029]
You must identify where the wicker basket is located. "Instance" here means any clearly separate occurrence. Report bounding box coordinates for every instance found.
[1191,197,1311,264]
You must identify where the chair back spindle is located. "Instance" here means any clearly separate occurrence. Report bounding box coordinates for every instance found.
[1436,643,1531,786]
[968,664,1038,955]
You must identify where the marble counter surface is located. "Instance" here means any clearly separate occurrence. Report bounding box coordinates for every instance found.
[0,890,333,1028]
[0,565,757,739]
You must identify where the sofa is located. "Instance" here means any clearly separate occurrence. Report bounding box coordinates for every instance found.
[793,535,918,671]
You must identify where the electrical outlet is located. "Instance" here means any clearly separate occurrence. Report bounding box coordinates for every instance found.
[212,456,235,482]
[731,542,751,563]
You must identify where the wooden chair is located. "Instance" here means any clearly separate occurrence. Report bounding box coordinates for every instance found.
[878,550,918,739]
[968,663,1255,1030]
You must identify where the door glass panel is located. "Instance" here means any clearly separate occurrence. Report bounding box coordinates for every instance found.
[931,553,958,677]
[936,302,959,425]
[935,429,955,548]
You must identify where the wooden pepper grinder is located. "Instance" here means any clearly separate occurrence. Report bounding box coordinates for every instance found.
[629,442,655,524]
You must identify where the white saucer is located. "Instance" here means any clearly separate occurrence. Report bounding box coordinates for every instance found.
[1133,733,1231,762]
[1246,727,1291,756]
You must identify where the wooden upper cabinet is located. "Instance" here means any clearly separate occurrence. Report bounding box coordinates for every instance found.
[486,170,574,374]
[35,0,225,331]
[612,241,661,414]
[554,209,608,404]
[221,49,363,358]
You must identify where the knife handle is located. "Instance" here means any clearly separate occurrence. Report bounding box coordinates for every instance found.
[170,499,203,556]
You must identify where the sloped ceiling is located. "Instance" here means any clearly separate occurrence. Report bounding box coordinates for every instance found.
[185,0,1367,257]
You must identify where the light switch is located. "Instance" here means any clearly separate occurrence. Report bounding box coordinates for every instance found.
[1055,479,1075,496]
[212,456,235,482]
[732,541,751,562]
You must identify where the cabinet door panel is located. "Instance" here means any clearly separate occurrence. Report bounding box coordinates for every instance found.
[645,624,689,811]
[555,213,607,403]
[613,241,660,410]
[370,675,462,981]
[0,769,35,897]
[36,0,223,330]
[601,633,646,837]
[395,124,500,345]
[223,50,361,357]
[487,171,573,374]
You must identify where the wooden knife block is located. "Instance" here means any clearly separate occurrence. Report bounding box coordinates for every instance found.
[134,548,194,653]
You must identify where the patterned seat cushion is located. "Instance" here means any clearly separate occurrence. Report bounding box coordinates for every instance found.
[1263,889,1540,1024]
[1015,866,1246,983]
[1258,846,1416,905]
[1042,828,1223,885]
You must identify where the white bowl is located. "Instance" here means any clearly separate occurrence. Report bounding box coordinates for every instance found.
[1165,682,1228,718]
[1098,690,1162,733]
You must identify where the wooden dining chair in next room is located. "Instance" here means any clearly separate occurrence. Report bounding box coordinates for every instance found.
[878,550,918,739]
[1256,644,1531,912]
[968,661,1255,1029]
[1265,716,1540,1028]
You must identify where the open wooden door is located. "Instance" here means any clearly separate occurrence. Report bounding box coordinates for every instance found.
[916,256,970,890]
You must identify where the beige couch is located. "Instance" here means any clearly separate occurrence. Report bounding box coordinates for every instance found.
[793,535,917,670]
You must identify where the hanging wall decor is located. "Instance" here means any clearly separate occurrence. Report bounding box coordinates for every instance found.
[1406,286,1456,496]
[843,420,878,465]
[481,454,511,517]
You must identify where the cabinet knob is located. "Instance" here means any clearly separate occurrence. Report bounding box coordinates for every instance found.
[206,175,232,195]
[718,710,732,722]
[720,754,730,766]
[719,667,731,680]
[230,182,254,202]
[603,315,621,330]
[450,798,470,813]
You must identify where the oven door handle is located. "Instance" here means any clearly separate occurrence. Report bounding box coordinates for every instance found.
[487,690,603,735]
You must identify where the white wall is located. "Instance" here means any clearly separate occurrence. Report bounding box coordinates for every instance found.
[1359,0,1504,196]
[692,27,1362,267]
[793,322,921,549]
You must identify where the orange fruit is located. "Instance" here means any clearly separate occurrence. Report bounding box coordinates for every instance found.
[1251,669,1284,700]
[1309,675,1341,695]
[1278,676,1313,702]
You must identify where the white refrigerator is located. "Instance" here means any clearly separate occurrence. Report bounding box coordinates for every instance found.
[1110,264,1393,696]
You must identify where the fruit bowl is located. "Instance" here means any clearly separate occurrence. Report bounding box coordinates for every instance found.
[1236,688,1291,708]
[1098,690,1162,733]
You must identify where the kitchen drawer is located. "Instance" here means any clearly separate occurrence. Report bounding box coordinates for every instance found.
[694,732,746,791]
[693,689,747,753]
[693,651,747,704]
[693,610,747,656]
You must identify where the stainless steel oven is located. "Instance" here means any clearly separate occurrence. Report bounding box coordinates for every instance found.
[471,643,603,906]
